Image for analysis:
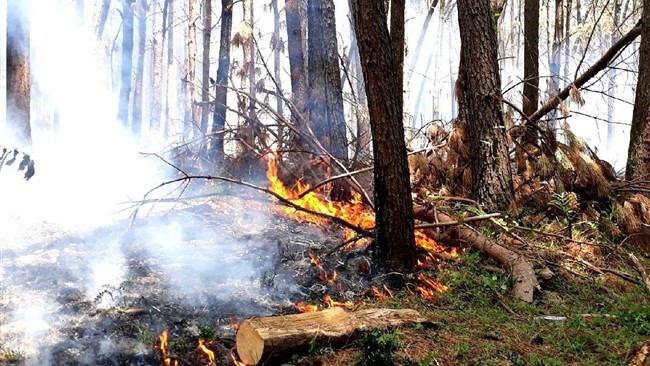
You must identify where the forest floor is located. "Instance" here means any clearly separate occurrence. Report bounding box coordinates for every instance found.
[0,191,649,366]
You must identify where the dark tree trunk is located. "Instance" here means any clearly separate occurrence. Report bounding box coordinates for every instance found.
[307,0,349,199]
[200,0,212,135]
[350,0,416,273]
[131,1,146,138]
[6,0,31,147]
[96,0,111,39]
[626,0,650,180]
[457,0,515,211]
[522,0,539,143]
[209,0,233,165]
[390,0,405,108]
[118,0,135,129]
[285,0,308,121]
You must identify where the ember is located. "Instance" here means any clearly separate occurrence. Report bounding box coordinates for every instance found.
[198,339,215,363]
[295,301,319,313]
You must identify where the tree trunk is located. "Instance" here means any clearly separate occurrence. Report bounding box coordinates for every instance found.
[6,0,31,147]
[548,0,564,130]
[390,0,405,110]
[307,0,350,200]
[272,0,283,118]
[118,0,135,129]
[607,0,622,150]
[164,0,174,139]
[626,0,650,180]
[209,0,233,164]
[350,0,416,273]
[131,1,147,138]
[200,0,212,135]
[151,0,166,138]
[522,0,540,145]
[96,0,111,39]
[187,0,200,138]
[285,0,308,125]
[457,0,515,211]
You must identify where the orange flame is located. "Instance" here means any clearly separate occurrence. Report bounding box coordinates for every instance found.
[158,329,178,366]
[413,274,449,301]
[230,316,240,332]
[231,347,247,366]
[295,301,319,313]
[319,270,338,284]
[198,339,215,363]
[322,295,354,309]
[308,252,321,266]
[371,284,394,301]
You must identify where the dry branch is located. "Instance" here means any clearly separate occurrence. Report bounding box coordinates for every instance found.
[628,339,650,366]
[526,23,641,124]
[235,307,429,365]
[628,253,650,295]
[414,206,540,302]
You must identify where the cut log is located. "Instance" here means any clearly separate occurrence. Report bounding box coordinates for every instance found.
[413,206,540,302]
[235,307,429,365]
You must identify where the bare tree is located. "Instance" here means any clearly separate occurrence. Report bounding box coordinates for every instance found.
[131,0,147,137]
[96,0,111,39]
[186,0,200,138]
[285,0,308,124]
[200,0,212,134]
[118,0,135,129]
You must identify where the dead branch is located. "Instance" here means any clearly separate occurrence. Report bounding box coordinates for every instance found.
[414,213,501,229]
[628,253,650,295]
[413,206,540,302]
[526,22,641,124]
[628,339,650,366]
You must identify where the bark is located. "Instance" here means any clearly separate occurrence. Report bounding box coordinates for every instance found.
[272,0,283,118]
[209,0,233,164]
[131,1,146,137]
[626,2,650,180]
[607,0,622,149]
[522,0,540,143]
[96,0,111,39]
[307,0,350,200]
[390,0,405,107]
[350,0,416,272]
[548,0,564,129]
[6,0,31,147]
[187,0,200,137]
[164,0,174,139]
[413,207,540,302]
[118,0,135,129]
[151,0,165,137]
[628,339,650,366]
[235,307,428,365]
[285,0,308,123]
[200,0,212,134]
[564,0,572,82]
[457,0,515,211]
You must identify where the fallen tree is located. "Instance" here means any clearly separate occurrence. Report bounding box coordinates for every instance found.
[413,206,540,302]
[235,307,430,365]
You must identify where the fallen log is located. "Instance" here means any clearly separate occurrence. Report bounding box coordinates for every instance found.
[235,307,429,365]
[413,206,540,302]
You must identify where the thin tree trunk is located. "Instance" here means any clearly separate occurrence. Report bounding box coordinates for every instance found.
[187,0,200,138]
[118,0,135,129]
[131,1,147,138]
[272,0,283,119]
[6,0,31,147]
[522,0,540,145]
[96,0,111,39]
[209,0,234,164]
[151,0,166,138]
[285,0,308,126]
[564,0,572,82]
[164,0,174,139]
[350,0,416,273]
[608,0,622,150]
[548,0,564,130]
[200,0,212,135]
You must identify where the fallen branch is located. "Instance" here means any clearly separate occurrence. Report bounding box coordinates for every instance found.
[414,213,501,229]
[413,206,540,302]
[628,339,650,366]
[628,253,650,295]
[526,22,641,124]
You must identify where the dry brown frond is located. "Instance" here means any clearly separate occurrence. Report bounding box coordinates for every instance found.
[537,153,554,179]
[616,200,642,233]
[448,126,468,161]
[569,84,586,107]
[559,101,570,118]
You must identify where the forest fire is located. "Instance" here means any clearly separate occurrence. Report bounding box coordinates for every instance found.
[295,295,356,313]
[371,284,394,301]
[231,348,247,366]
[198,339,215,363]
[158,329,177,366]
[412,274,449,301]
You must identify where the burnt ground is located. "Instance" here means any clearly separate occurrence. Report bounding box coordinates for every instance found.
[0,194,378,366]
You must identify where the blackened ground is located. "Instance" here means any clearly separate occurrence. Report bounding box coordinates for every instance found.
[0,194,380,366]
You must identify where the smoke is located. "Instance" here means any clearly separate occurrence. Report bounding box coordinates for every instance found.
[0,2,285,363]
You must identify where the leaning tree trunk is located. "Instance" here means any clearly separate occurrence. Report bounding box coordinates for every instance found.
[456,0,515,211]
[6,0,31,147]
[200,0,212,135]
[350,0,416,273]
[626,0,650,180]
[131,1,147,138]
[307,0,350,200]
[118,0,135,129]
[209,0,234,165]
